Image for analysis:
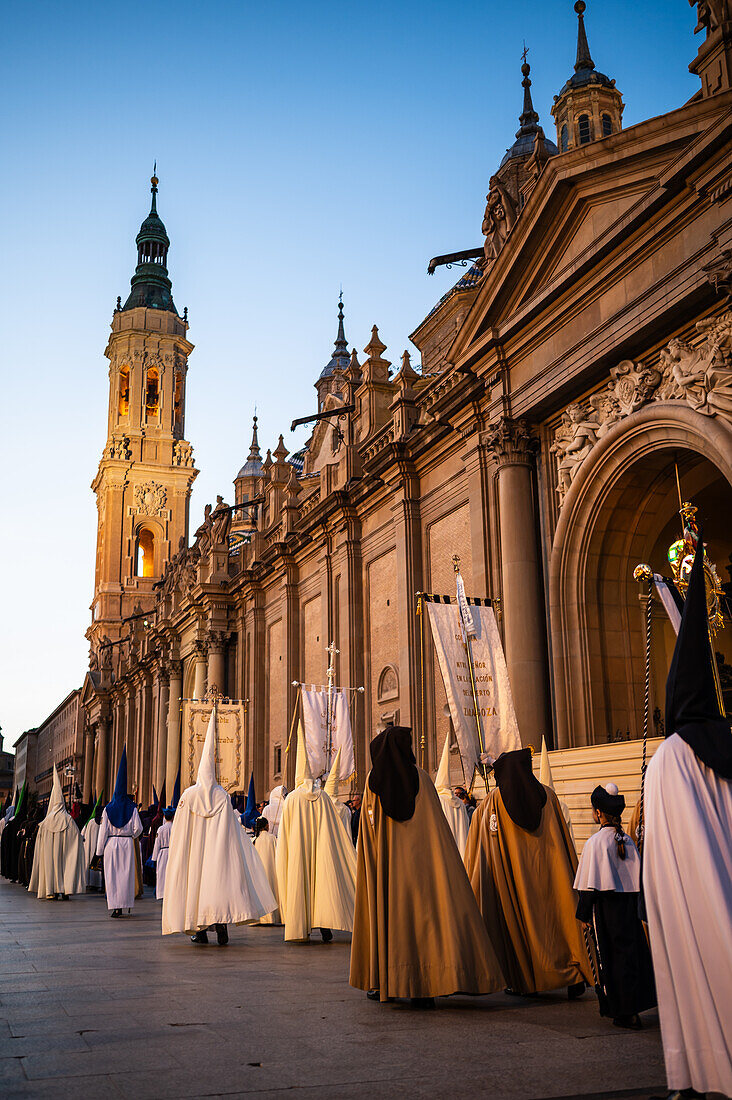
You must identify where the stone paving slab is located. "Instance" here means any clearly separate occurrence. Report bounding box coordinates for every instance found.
[0,879,667,1100]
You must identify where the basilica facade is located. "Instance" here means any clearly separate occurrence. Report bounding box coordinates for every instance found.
[80,3,732,807]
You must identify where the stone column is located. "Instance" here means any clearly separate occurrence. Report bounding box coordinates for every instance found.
[389,462,423,739]
[193,640,208,700]
[207,632,226,696]
[486,418,550,750]
[155,666,170,798]
[95,715,110,798]
[82,723,95,802]
[166,661,183,796]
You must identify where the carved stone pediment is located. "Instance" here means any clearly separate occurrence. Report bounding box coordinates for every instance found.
[134,481,168,516]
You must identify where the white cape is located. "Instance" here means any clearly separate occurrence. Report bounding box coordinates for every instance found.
[28,770,85,898]
[96,807,143,910]
[162,712,275,934]
[262,785,287,837]
[253,830,281,924]
[434,732,470,856]
[276,780,357,940]
[574,827,640,892]
[643,733,732,1096]
[151,819,172,900]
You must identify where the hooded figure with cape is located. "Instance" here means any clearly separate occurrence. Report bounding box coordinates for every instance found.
[96,748,143,916]
[81,792,104,889]
[1,781,28,882]
[276,723,357,942]
[151,797,175,901]
[433,732,470,856]
[643,535,732,1100]
[28,765,86,899]
[464,747,592,996]
[262,783,287,837]
[252,816,281,924]
[162,710,275,939]
[323,746,352,838]
[350,726,505,1005]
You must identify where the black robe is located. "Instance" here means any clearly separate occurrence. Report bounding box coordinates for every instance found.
[576,890,656,1019]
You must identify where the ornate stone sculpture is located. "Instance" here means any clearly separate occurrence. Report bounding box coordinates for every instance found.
[690,0,731,35]
[108,435,132,460]
[551,404,599,500]
[134,481,168,516]
[482,176,517,262]
[173,440,194,467]
[193,503,213,556]
[210,495,232,546]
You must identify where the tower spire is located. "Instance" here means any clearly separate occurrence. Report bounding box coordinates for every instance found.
[517,49,541,136]
[122,173,176,313]
[574,1,595,72]
[150,164,159,215]
[247,414,261,463]
[334,291,348,358]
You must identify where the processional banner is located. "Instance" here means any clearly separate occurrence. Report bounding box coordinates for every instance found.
[181,701,247,792]
[300,688,355,781]
[425,599,521,779]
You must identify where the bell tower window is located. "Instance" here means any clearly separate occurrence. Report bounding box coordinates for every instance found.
[578,114,592,145]
[174,371,184,435]
[601,113,612,137]
[118,366,130,417]
[560,123,569,152]
[145,367,160,417]
[135,528,155,578]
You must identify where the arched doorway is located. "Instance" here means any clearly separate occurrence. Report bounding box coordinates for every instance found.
[550,405,732,748]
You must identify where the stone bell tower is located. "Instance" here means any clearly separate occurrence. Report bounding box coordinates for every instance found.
[87,173,198,657]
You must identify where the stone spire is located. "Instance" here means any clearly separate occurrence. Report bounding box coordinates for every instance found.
[123,171,177,313]
[497,52,557,171]
[574,0,594,73]
[236,414,263,481]
[319,293,351,381]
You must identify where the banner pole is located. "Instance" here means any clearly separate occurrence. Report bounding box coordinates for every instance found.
[284,686,301,757]
[417,593,426,769]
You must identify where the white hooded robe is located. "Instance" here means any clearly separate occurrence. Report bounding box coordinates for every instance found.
[643,733,732,1097]
[434,733,469,856]
[96,805,143,910]
[253,830,281,924]
[275,728,357,941]
[262,784,287,837]
[323,746,353,840]
[162,711,275,934]
[28,767,86,898]
[151,818,172,900]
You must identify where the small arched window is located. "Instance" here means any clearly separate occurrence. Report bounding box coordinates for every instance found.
[145,367,159,416]
[578,114,592,145]
[118,366,130,417]
[602,113,612,138]
[173,371,184,434]
[135,528,155,578]
[560,123,569,152]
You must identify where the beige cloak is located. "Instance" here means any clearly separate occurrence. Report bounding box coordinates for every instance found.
[275,729,357,941]
[464,784,592,994]
[253,830,281,924]
[28,767,86,899]
[324,746,353,840]
[350,766,505,1001]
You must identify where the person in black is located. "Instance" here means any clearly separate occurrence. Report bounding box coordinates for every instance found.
[574,783,656,1030]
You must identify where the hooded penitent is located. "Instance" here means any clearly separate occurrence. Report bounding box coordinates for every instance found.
[105,748,136,829]
[324,746,352,836]
[464,747,592,995]
[433,732,470,856]
[350,726,505,1001]
[162,710,275,934]
[244,773,258,830]
[28,766,86,898]
[1,780,28,881]
[275,723,357,941]
[642,535,732,1097]
[253,819,281,925]
[539,736,576,846]
[81,791,104,884]
[96,750,143,911]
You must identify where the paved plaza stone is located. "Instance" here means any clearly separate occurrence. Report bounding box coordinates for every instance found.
[0,881,666,1099]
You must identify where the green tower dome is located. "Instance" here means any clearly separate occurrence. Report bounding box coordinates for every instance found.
[122,173,178,313]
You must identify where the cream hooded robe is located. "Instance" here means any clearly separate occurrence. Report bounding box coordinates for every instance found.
[162,711,275,934]
[323,746,352,839]
[538,737,576,848]
[276,728,357,941]
[434,733,469,857]
[28,766,86,898]
[253,829,281,924]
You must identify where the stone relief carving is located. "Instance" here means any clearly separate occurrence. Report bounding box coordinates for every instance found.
[108,435,132,460]
[173,440,194,467]
[551,310,732,505]
[134,481,168,516]
[690,0,731,35]
[482,176,517,262]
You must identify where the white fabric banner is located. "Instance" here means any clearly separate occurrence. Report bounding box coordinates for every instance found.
[426,601,521,779]
[653,574,682,635]
[300,689,356,781]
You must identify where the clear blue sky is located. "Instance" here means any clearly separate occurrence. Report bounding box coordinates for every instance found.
[0,0,700,746]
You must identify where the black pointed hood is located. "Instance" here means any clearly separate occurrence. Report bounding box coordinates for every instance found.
[665,534,732,779]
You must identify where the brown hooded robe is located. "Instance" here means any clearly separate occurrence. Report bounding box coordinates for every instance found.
[350,766,505,1001]
[464,784,592,995]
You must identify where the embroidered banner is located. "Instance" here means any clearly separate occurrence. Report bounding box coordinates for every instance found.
[426,601,521,779]
[181,702,246,792]
[300,688,355,781]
